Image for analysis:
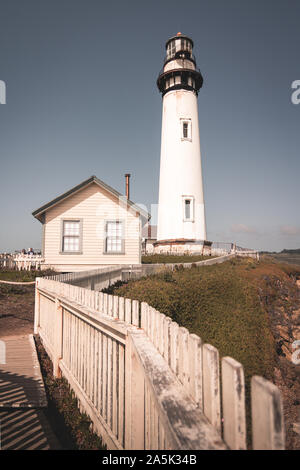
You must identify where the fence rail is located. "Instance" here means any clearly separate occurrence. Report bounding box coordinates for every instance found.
[35,272,285,450]
[46,253,236,287]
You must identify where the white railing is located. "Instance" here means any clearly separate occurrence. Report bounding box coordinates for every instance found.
[0,253,15,269]
[35,277,285,450]
[14,254,44,271]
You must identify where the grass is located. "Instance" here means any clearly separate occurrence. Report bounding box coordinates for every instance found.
[0,282,33,297]
[115,258,276,382]
[142,254,213,264]
[0,269,56,282]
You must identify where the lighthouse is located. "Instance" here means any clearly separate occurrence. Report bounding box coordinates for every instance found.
[156,33,208,252]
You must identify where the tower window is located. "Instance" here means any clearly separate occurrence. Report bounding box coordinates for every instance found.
[171,41,176,55]
[181,119,192,141]
[182,74,188,85]
[167,40,176,59]
[183,122,188,138]
[185,200,191,219]
[183,197,194,222]
[181,38,192,52]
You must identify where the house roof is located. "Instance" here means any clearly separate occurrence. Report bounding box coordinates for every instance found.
[32,175,150,223]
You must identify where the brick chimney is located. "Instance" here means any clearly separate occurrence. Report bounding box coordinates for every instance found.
[125,173,131,200]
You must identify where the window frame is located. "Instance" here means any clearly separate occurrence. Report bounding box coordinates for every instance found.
[104,220,125,255]
[182,197,195,222]
[60,219,83,255]
[183,122,189,139]
[180,118,192,141]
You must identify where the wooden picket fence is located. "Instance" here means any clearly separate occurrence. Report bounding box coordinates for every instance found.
[35,276,285,450]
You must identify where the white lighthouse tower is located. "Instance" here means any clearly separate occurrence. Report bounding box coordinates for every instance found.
[156,33,208,252]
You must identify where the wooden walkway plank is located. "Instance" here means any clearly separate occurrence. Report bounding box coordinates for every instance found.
[0,335,47,408]
[0,334,61,450]
[0,408,61,450]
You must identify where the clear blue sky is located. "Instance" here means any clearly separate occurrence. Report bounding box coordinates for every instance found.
[0,0,299,252]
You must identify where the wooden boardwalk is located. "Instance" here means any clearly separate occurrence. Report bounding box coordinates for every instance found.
[0,408,61,450]
[0,335,60,450]
[0,335,47,408]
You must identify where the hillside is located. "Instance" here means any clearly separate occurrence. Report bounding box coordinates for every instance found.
[110,256,300,449]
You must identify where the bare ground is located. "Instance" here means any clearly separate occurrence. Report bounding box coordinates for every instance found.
[0,285,35,337]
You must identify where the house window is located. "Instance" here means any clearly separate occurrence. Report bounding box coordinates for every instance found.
[181,119,192,141]
[105,221,124,254]
[62,220,81,252]
[183,197,194,222]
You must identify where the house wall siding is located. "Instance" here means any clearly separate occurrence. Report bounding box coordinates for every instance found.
[43,183,141,271]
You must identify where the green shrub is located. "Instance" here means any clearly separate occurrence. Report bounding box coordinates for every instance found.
[142,254,211,264]
[112,259,277,447]
[113,261,275,381]
[162,271,175,283]
[0,268,57,282]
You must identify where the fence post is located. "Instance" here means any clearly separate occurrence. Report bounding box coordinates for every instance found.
[178,327,189,387]
[188,334,203,410]
[132,300,139,327]
[113,296,119,318]
[119,297,125,321]
[141,302,149,333]
[202,344,221,433]
[251,376,285,450]
[162,316,172,364]
[53,298,63,378]
[108,295,113,317]
[34,278,41,334]
[169,322,179,374]
[103,293,108,314]
[125,330,145,449]
[221,357,246,450]
[125,299,132,324]
[158,313,165,356]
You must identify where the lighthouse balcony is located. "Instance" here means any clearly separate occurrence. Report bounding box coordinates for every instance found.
[157,67,203,95]
[158,63,201,77]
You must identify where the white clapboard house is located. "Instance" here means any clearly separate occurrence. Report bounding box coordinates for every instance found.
[32,176,149,272]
